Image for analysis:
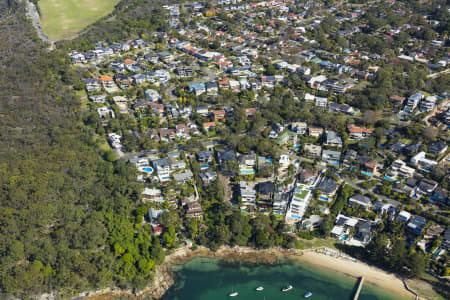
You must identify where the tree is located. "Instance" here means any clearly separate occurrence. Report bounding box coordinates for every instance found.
[408,252,425,278]
[362,110,380,126]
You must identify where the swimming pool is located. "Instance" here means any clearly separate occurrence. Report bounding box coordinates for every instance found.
[240,169,255,175]
[342,235,348,241]
[139,166,153,174]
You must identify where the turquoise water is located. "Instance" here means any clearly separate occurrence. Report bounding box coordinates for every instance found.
[161,257,408,300]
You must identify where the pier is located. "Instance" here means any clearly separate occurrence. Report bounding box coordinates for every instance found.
[353,276,364,300]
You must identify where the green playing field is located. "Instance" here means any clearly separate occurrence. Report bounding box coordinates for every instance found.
[39,0,119,40]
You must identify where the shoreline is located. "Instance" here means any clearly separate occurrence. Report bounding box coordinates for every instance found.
[84,245,430,300]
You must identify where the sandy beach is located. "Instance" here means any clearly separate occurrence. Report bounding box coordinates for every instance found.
[295,251,416,299]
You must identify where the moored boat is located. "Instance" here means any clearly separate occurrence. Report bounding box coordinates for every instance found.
[281,285,293,292]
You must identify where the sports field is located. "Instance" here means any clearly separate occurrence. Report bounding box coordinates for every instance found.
[39,0,120,40]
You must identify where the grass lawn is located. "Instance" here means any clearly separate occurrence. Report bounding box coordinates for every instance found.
[39,0,120,40]
[298,238,338,250]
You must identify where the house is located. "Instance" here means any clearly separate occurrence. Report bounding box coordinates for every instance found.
[431,188,448,204]
[108,133,122,149]
[175,66,194,77]
[443,228,450,250]
[406,93,424,111]
[188,82,206,96]
[157,51,174,63]
[416,178,438,196]
[173,170,194,183]
[347,124,373,139]
[304,144,322,159]
[142,187,164,203]
[407,215,427,236]
[286,184,312,223]
[203,122,217,131]
[185,201,204,218]
[291,122,307,134]
[176,124,189,138]
[145,89,160,102]
[387,160,415,179]
[331,214,359,239]
[229,80,241,92]
[410,151,437,169]
[355,221,372,244]
[216,149,236,167]
[97,106,115,120]
[113,96,128,114]
[168,158,186,171]
[389,95,406,106]
[420,95,437,112]
[99,75,119,93]
[315,97,328,108]
[317,177,339,196]
[279,154,290,167]
[428,140,448,155]
[302,215,322,231]
[397,210,411,222]
[159,128,176,142]
[324,131,342,147]
[213,110,226,121]
[328,103,355,115]
[240,181,257,208]
[84,78,101,92]
[322,150,341,166]
[308,75,327,89]
[239,152,256,175]
[70,52,85,63]
[373,200,398,216]
[218,77,230,90]
[197,150,213,164]
[196,105,209,116]
[299,168,316,184]
[148,207,167,224]
[256,181,274,204]
[206,82,219,95]
[308,126,323,137]
[152,158,171,182]
[349,194,372,209]
[199,170,217,185]
[364,161,378,174]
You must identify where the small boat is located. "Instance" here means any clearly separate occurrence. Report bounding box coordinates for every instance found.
[281,285,293,292]
[256,286,264,291]
[304,291,312,298]
[229,292,238,297]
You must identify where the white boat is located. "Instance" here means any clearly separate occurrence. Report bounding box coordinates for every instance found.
[281,285,293,292]
[229,287,238,297]
[256,286,264,291]
[304,291,312,298]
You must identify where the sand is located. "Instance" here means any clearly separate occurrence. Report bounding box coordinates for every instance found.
[295,251,416,299]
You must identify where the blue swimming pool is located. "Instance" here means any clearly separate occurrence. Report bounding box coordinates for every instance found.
[240,169,255,175]
[319,196,329,202]
[342,235,348,240]
[384,175,396,182]
[200,164,209,169]
[140,167,153,173]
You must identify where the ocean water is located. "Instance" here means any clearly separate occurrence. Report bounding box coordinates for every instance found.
[161,257,408,300]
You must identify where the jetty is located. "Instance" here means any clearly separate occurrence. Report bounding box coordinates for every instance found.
[353,276,364,300]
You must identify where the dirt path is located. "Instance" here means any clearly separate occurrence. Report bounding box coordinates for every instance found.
[24,0,55,46]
